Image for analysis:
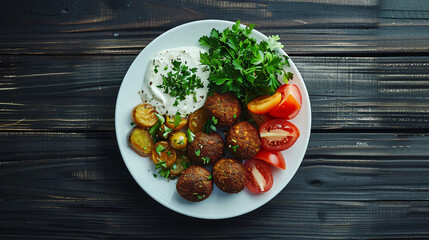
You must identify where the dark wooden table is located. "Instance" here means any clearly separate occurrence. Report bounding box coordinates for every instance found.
[1,0,429,239]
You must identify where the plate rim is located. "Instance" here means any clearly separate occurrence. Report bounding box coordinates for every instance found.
[115,19,312,219]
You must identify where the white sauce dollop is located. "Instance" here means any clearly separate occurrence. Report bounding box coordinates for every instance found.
[140,47,209,116]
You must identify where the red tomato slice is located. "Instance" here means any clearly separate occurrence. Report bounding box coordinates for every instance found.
[259,119,300,152]
[268,84,302,119]
[244,159,273,193]
[253,149,286,170]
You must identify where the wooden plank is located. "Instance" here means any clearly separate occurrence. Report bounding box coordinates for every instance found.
[0,198,428,239]
[1,131,429,202]
[0,0,383,56]
[1,55,429,131]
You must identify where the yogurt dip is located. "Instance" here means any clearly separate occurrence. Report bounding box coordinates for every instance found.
[140,47,210,116]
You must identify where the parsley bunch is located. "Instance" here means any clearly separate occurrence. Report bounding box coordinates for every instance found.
[199,20,293,103]
[157,60,204,106]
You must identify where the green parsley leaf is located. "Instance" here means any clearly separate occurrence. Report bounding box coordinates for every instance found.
[232,145,239,152]
[174,112,181,128]
[201,156,210,165]
[149,113,165,139]
[182,161,191,169]
[207,174,212,180]
[195,149,201,156]
[153,173,158,178]
[197,194,205,199]
[187,129,195,142]
[203,116,217,133]
[167,150,171,156]
[199,20,289,104]
[163,125,173,138]
[155,144,166,156]
[130,122,136,126]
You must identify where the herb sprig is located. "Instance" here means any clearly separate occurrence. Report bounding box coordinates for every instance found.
[157,60,204,106]
[199,20,293,103]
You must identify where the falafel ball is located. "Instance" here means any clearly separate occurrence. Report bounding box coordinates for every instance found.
[212,158,245,194]
[226,121,261,159]
[204,92,241,127]
[187,132,224,165]
[176,166,213,202]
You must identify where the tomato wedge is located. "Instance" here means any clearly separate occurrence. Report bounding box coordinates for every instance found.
[253,149,286,170]
[259,119,300,152]
[244,159,273,193]
[247,92,282,114]
[268,84,302,119]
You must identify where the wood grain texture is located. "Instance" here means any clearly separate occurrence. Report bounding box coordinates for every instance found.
[1,0,429,239]
[1,55,429,131]
[1,132,429,239]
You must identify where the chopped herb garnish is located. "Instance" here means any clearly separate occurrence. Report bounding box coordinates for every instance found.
[195,149,201,156]
[233,114,237,118]
[203,116,217,133]
[199,20,292,104]
[163,125,173,138]
[143,146,148,150]
[155,161,170,179]
[187,129,195,142]
[153,173,158,178]
[149,113,165,139]
[197,194,205,199]
[232,145,239,152]
[167,150,171,156]
[177,139,184,145]
[130,122,136,126]
[154,65,159,73]
[211,116,218,124]
[164,66,168,71]
[201,156,210,165]
[172,164,177,170]
[174,112,181,128]
[182,161,191,169]
[155,144,167,156]
[207,174,212,180]
[156,59,204,106]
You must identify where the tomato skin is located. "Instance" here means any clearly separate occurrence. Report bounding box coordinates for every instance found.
[253,149,286,170]
[268,84,302,119]
[259,119,300,152]
[247,92,282,114]
[244,159,273,193]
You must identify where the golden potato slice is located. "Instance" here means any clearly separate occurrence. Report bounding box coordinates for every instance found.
[132,103,158,128]
[170,152,191,178]
[169,131,188,150]
[188,107,208,133]
[165,115,188,131]
[151,141,176,168]
[128,127,154,157]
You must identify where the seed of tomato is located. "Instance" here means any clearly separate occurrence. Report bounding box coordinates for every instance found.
[247,92,282,114]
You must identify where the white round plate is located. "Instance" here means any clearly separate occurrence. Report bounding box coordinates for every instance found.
[115,20,311,219]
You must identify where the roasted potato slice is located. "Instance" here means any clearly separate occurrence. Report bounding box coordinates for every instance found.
[151,141,176,168]
[128,127,154,157]
[132,103,158,128]
[188,107,208,133]
[165,115,188,131]
[169,131,188,150]
[170,152,191,178]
